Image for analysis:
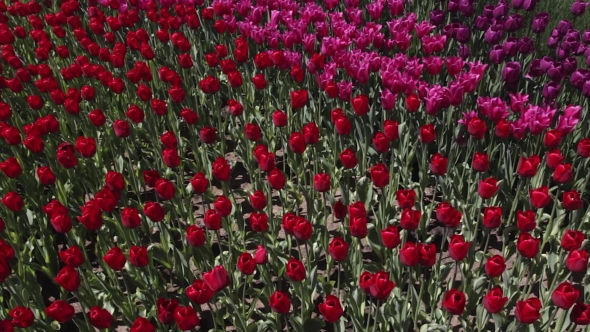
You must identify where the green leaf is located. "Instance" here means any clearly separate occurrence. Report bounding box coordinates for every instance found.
[150,245,173,270]
[303,318,324,332]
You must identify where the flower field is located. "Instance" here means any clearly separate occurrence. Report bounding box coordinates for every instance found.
[1,0,590,331]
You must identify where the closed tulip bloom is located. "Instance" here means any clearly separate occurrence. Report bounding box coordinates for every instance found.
[516,233,540,258]
[313,173,331,192]
[318,295,344,323]
[485,255,506,277]
[328,237,349,261]
[89,307,113,329]
[448,235,470,261]
[552,282,580,309]
[570,303,590,326]
[482,287,508,314]
[566,249,588,272]
[561,230,584,251]
[46,300,75,323]
[517,155,540,177]
[54,266,80,292]
[286,258,306,282]
[130,317,155,332]
[381,226,401,249]
[129,246,148,267]
[370,163,389,187]
[9,307,34,328]
[515,298,542,324]
[430,153,448,175]
[369,271,395,300]
[396,189,416,208]
[442,289,466,315]
[478,178,499,199]
[186,280,214,304]
[529,186,550,208]
[203,266,230,292]
[269,291,291,314]
[174,305,200,331]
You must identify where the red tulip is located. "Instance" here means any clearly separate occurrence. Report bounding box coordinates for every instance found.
[318,295,344,323]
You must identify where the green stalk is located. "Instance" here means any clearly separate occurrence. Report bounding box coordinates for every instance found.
[371,301,381,332]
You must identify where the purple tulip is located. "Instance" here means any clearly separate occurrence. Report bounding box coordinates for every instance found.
[560,38,576,54]
[546,62,565,82]
[489,45,505,64]
[475,15,490,31]
[583,30,590,44]
[518,37,535,54]
[500,37,517,56]
[504,14,523,32]
[512,0,539,12]
[483,5,495,18]
[502,61,521,83]
[547,30,561,49]
[577,44,587,56]
[459,44,471,59]
[563,57,578,75]
[337,81,353,102]
[459,0,475,16]
[456,25,471,44]
[540,56,554,72]
[527,59,544,78]
[532,12,549,34]
[556,20,573,36]
[484,24,504,45]
[442,24,457,38]
[570,69,590,89]
[448,0,460,12]
[522,0,539,11]
[380,89,396,111]
[558,42,573,59]
[423,56,444,75]
[366,2,384,20]
[583,80,590,98]
[571,0,589,16]
[586,54,590,68]
[542,82,561,100]
[430,10,445,26]
[566,34,580,48]
[447,81,464,106]
[512,0,524,9]
[566,29,581,41]
[493,0,509,19]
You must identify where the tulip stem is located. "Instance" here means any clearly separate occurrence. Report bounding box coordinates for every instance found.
[267,184,274,238]
[223,290,249,332]
[120,271,136,316]
[284,314,290,332]
[414,267,425,331]
[75,291,93,332]
[435,232,447,288]
[215,230,229,271]
[5,277,26,307]
[365,298,373,332]
[372,300,381,332]
[450,262,459,291]
[513,321,521,332]
[482,230,491,255]
[403,268,412,317]
[207,303,218,332]
[547,307,560,330]
[241,275,247,316]
[336,261,341,301]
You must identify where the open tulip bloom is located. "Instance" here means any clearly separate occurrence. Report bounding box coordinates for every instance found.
[1,0,590,331]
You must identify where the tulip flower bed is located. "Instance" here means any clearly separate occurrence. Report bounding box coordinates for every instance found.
[2,0,590,331]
